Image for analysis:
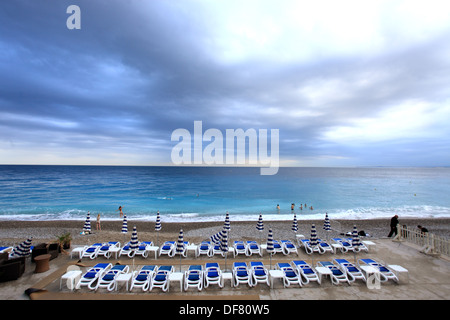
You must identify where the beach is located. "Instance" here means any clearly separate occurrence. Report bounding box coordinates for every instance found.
[1,217,449,247]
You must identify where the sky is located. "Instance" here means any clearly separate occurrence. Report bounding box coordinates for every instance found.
[0,0,449,167]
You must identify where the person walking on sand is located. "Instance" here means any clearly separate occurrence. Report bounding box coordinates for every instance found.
[117,206,124,218]
[388,215,399,237]
[96,213,101,231]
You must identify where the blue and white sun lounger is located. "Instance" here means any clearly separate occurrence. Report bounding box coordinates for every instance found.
[204,262,222,288]
[277,262,302,288]
[130,265,156,292]
[250,261,269,287]
[246,241,262,257]
[81,243,102,259]
[94,264,129,291]
[75,263,112,289]
[184,265,203,291]
[159,241,176,257]
[317,261,350,285]
[281,240,298,255]
[358,258,398,283]
[333,258,366,283]
[197,241,212,257]
[233,262,252,287]
[150,265,174,292]
[300,239,321,254]
[292,260,320,285]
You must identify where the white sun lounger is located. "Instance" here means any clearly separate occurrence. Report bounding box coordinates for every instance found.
[75,263,112,290]
[81,243,102,259]
[334,258,366,283]
[130,265,156,291]
[246,241,262,257]
[358,258,398,283]
[250,261,270,287]
[184,265,203,291]
[277,262,302,288]
[94,264,129,291]
[204,262,222,288]
[232,262,252,287]
[159,241,176,257]
[150,265,174,292]
[292,260,320,285]
[316,261,350,285]
[281,240,298,255]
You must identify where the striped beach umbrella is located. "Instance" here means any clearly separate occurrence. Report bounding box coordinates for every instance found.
[223,211,230,231]
[10,237,33,258]
[220,229,229,270]
[323,213,331,242]
[256,213,264,244]
[256,213,264,232]
[267,228,274,269]
[176,229,184,271]
[292,213,298,233]
[210,229,223,245]
[155,211,161,231]
[155,211,161,247]
[121,214,128,234]
[310,224,318,247]
[130,226,139,251]
[351,225,362,249]
[83,211,91,234]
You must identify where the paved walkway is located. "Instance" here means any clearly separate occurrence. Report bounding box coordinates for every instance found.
[1,238,449,300]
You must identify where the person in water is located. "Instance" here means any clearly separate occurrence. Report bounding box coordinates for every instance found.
[117,206,124,218]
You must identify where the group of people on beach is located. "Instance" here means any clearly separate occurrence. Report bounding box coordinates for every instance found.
[93,206,124,232]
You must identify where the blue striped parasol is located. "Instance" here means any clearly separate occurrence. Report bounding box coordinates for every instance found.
[155,211,161,231]
[10,237,33,258]
[121,214,128,234]
[223,211,230,231]
[155,211,161,247]
[176,229,184,271]
[256,213,264,244]
[310,224,318,247]
[267,228,274,269]
[256,213,264,232]
[323,213,331,242]
[351,225,362,248]
[323,213,331,231]
[130,226,139,251]
[220,229,229,271]
[292,213,298,233]
[83,211,91,234]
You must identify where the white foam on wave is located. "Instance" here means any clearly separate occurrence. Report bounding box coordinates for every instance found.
[1,205,449,222]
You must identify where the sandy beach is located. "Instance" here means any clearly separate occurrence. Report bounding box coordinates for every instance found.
[1,217,449,247]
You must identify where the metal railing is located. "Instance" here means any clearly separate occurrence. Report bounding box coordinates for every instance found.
[394,225,450,256]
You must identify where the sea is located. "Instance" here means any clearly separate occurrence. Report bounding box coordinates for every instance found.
[0,165,449,222]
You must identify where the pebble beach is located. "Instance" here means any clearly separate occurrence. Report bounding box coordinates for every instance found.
[1,217,449,247]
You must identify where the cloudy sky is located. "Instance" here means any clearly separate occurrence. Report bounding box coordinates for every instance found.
[1,0,449,167]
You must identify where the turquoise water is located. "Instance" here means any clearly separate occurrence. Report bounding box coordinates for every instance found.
[0,165,449,221]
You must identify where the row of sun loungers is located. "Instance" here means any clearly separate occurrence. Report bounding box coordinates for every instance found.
[4,235,370,262]
[72,258,399,293]
[76,237,370,261]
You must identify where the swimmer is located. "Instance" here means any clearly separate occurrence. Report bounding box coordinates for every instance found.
[117,206,124,218]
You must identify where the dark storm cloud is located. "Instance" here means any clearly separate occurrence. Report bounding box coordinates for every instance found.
[0,0,449,166]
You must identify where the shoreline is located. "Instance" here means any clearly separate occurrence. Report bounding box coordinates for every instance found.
[1,217,449,247]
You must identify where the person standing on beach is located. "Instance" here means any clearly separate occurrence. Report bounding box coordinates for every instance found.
[117,206,124,218]
[96,213,101,231]
[388,215,399,237]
